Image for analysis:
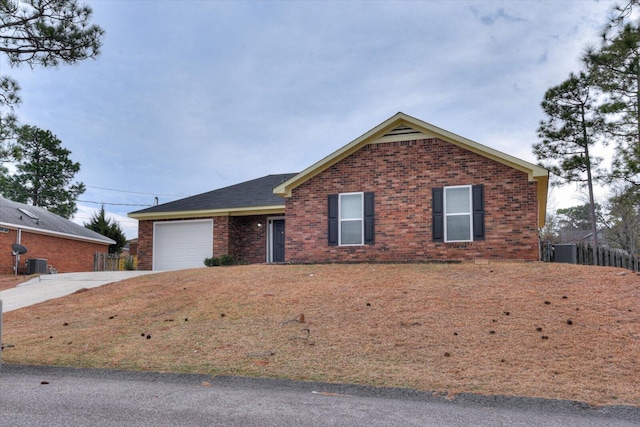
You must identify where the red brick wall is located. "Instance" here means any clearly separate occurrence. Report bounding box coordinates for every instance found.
[137,220,153,270]
[229,215,268,264]
[0,228,110,274]
[284,138,541,263]
[128,240,138,256]
[0,229,18,274]
[213,216,230,257]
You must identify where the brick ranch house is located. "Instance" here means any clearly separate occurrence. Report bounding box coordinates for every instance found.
[129,112,549,270]
[0,196,115,274]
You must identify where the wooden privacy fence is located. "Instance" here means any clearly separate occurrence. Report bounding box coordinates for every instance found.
[541,241,640,272]
[94,253,137,271]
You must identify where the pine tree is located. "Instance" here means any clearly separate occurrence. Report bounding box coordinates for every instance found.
[0,0,103,160]
[0,125,84,218]
[84,205,127,254]
[585,23,640,184]
[603,185,640,254]
[534,71,605,245]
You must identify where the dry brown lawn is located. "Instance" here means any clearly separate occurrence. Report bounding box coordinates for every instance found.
[0,274,31,291]
[2,263,639,406]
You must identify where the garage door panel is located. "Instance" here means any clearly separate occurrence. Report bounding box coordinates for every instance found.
[153,220,213,270]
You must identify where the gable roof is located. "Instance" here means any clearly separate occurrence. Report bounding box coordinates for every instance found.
[0,196,115,245]
[558,229,605,244]
[273,112,549,227]
[129,173,298,220]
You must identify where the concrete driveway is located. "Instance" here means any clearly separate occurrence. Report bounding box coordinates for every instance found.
[0,271,156,312]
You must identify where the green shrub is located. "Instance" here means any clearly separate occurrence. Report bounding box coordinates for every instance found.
[219,254,235,265]
[205,255,234,267]
[204,257,220,267]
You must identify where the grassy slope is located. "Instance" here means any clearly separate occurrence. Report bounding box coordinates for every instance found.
[0,275,31,291]
[3,263,639,406]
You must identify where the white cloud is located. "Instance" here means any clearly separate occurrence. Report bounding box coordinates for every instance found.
[72,204,138,241]
[3,0,619,227]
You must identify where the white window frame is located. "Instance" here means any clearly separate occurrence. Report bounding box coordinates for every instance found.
[444,185,473,243]
[339,192,364,246]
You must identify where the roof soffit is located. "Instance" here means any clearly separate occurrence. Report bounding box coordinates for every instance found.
[129,205,286,220]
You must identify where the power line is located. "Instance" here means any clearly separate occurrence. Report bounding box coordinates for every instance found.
[77,199,153,207]
[86,185,185,197]
[74,216,139,224]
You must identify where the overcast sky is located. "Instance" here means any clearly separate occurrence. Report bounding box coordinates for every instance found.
[1,0,617,238]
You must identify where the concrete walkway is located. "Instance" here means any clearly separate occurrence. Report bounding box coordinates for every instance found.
[0,271,156,312]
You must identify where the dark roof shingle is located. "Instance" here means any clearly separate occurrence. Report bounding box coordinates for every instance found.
[0,197,115,244]
[130,173,298,215]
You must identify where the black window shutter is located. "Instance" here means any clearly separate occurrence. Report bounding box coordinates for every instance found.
[364,192,375,245]
[328,194,338,246]
[432,188,444,242]
[472,184,485,240]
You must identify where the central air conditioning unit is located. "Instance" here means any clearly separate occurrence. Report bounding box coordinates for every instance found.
[27,258,48,274]
[553,244,577,264]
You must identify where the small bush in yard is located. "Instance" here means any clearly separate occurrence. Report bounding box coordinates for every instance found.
[219,254,235,265]
[204,257,221,267]
[204,255,235,267]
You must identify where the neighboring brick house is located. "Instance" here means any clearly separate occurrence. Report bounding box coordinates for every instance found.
[129,112,548,270]
[0,196,115,274]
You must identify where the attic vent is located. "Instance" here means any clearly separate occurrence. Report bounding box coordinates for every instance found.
[383,125,421,138]
[18,207,39,220]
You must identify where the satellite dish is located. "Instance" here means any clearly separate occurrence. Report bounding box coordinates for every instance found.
[11,243,28,255]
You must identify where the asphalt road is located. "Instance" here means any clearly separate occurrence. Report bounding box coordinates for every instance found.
[1,364,638,426]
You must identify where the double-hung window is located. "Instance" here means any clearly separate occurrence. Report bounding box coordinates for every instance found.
[328,192,375,246]
[433,184,484,242]
[339,193,364,245]
[444,186,473,242]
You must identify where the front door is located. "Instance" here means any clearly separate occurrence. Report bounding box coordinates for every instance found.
[272,219,285,263]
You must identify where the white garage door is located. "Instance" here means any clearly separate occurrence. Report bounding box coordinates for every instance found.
[153,219,213,270]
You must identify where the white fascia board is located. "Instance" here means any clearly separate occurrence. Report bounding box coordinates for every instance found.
[0,221,116,245]
[128,205,286,220]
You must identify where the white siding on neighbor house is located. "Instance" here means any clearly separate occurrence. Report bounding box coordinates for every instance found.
[153,219,213,270]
